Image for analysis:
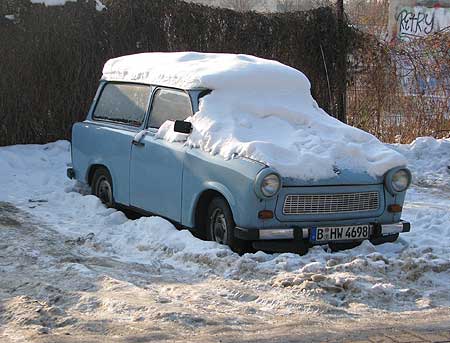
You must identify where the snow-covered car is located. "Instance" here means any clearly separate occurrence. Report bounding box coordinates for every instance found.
[68,52,411,254]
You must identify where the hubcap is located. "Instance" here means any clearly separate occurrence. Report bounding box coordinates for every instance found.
[96,176,112,206]
[210,208,228,244]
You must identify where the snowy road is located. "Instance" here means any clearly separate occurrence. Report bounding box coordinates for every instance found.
[0,138,449,342]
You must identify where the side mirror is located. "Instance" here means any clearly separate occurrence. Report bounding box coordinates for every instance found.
[174,120,192,134]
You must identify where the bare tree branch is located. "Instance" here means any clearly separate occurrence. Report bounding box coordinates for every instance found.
[275,0,332,12]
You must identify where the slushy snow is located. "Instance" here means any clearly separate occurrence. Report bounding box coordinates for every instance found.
[103,52,407,180]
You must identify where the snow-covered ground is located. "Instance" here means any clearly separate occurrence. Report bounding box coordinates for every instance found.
[0,137,449,341]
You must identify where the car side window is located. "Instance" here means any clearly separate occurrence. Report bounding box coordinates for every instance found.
[148,88,193,129]
[93,83,151,127]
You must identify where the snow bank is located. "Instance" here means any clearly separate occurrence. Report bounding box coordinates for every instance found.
[103,52,406,180]
[390,137,450,188]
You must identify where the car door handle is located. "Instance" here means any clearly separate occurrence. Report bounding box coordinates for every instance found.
[132,129,148,147]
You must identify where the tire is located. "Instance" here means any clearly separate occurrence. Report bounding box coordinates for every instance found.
[91,167,115,208]
[207,197,249,254]
[370,233,399,245]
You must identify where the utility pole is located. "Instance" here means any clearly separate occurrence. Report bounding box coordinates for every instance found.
[336,0,347,123]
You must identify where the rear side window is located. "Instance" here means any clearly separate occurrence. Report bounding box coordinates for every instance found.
[93,83,151,126]
[148,88,193,129]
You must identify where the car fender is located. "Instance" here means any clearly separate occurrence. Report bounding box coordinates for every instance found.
[202,181,237,210]
[186,181,239,229]
[86,159,117,188]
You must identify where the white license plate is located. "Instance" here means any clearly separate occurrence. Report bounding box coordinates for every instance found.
[310,225,371,242]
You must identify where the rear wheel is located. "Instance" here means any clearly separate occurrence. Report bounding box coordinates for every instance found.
[207,197,249,254]
[92,167,115,208]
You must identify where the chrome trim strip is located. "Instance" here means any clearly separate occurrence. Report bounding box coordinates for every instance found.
[381,223,404,235]
[259,229,294,240]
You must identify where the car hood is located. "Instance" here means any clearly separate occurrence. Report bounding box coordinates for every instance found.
[281,168,383,187]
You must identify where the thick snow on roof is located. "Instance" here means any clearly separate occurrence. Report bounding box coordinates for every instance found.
[103,52,406,180]
[103,52,311,92]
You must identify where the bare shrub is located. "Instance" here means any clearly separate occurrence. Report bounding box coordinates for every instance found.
[345,0,389,39]
[276,0,332,12]
[348,30,450,143]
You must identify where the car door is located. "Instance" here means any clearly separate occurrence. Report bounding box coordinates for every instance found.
[83,82,151,205]
[129,87,193,222]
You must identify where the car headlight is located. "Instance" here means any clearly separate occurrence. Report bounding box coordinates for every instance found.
[391,169,411,192]
[261,173,281,197]
[385,168,411,194]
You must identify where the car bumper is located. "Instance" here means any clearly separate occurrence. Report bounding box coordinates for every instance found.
[235,220,411,241]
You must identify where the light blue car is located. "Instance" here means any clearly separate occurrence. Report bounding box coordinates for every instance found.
[68,79,411,254]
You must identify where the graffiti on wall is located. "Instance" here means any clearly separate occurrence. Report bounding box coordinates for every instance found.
[388,1,450,97]
[395,7,450,41]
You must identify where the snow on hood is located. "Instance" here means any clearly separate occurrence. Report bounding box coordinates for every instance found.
[103,52,407,180]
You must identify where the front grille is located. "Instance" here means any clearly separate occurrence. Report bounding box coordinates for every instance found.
[283,192,380,215]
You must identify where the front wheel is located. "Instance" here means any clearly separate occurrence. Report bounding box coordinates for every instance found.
[207,197,249,254]
[92,167,115,208]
